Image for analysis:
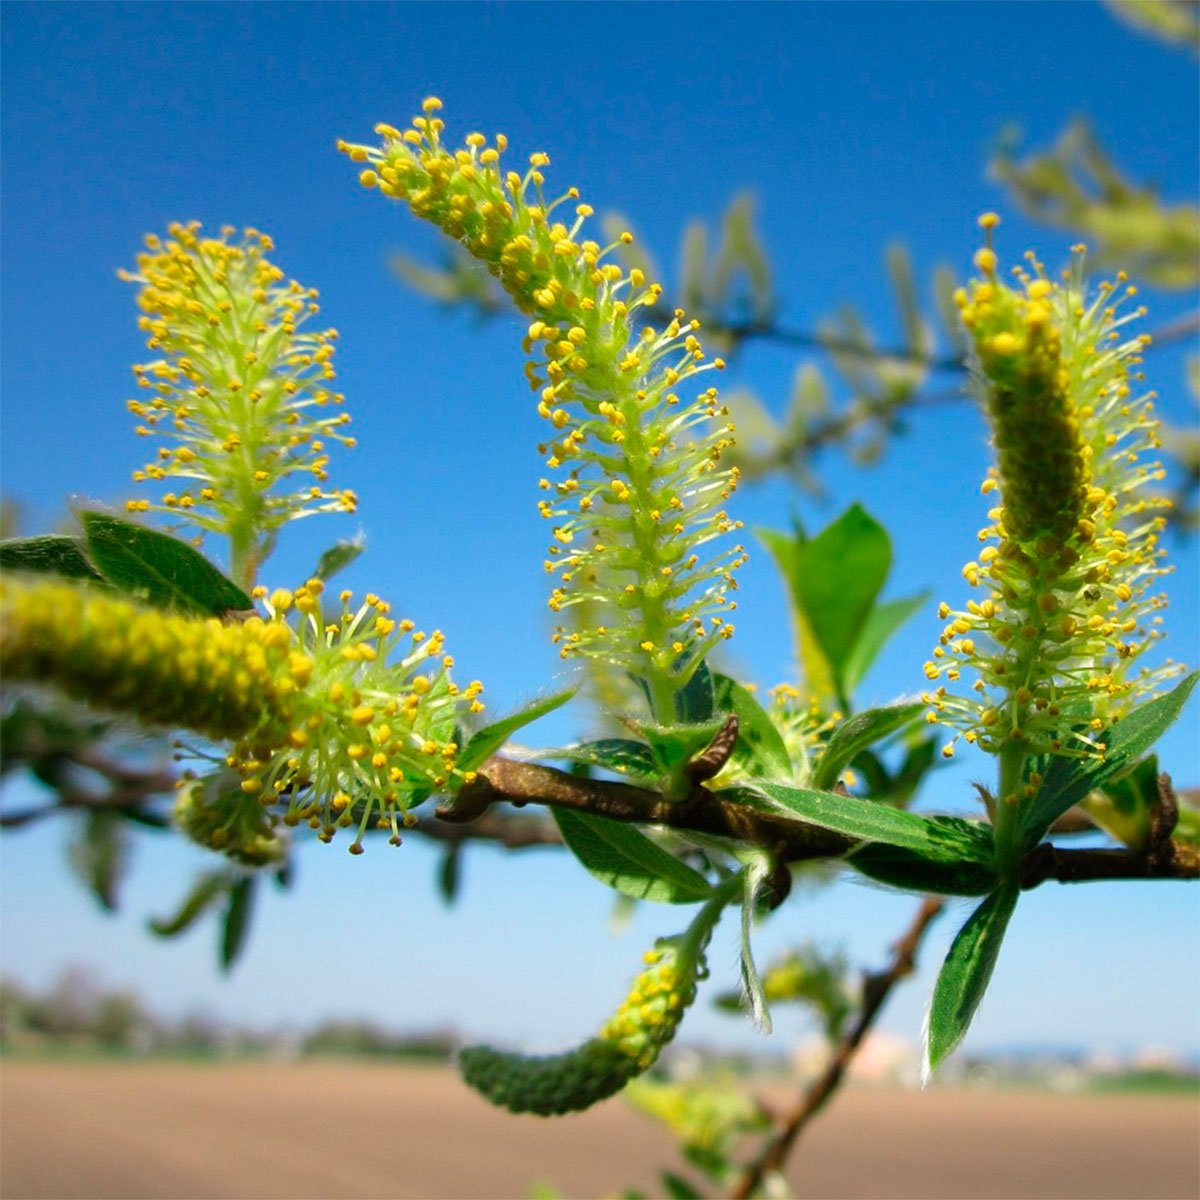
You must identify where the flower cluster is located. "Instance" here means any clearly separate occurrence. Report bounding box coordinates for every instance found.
[173,772,288,867]
[120,222,358,586]
[0,574,483,855]
[624,1076,769,1156]
[458,937,700,1116]
[340,100,747,718]
[235,578,484,852]
[923,217,1180,761]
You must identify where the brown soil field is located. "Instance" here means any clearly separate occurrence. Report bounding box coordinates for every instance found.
[1,1060,1196,1200]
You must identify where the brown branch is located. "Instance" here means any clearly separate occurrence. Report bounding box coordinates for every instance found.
[414,808,562,851]
[729,897,946,1199]
[442,756,1200,882]
[646,308,1195,376]
[439,756,854,864]
[1020,844,1199,885]
[643,307,968,374]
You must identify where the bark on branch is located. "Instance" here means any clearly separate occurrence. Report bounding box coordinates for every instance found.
[729,897,946,1199]
[442,755,1199,882]
[438,755,854,863]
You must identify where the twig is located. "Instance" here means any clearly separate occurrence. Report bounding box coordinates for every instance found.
[440,755,854,863]
[443,755,1200,881]
[414,808,562,850]
[729,897,945,1200]
[1020,844,1199,885]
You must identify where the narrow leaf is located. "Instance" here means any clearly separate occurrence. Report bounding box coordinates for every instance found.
[438,844,461,906]
[793,505,892,698]
[79,512,252,615]
[550,738,660,782]
[637,719,728,776]
[849,844,997,896]
[148,872,233,937]
[1021,673,1198,845]
[713,674,792,780]
[219,876,255,972]
[674,657,715,723]
[661,1172,704,1200]
[66,810,129,911]
[1080,755,1159,851]
[840,591,930,698]
[552,809,713,904]
[311,536,365,582]
[811,701,924,792]
[739,854,773,1033]
[758,524,837,706]
[0,535,105,582]
[458,688,576,772]
[729,781,993,865]
[925,885,1019,1076]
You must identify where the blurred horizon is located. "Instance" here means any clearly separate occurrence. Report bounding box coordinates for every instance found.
[2,0,1198,1062]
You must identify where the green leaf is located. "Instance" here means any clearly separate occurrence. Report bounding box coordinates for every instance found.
[79,512,252,616]
[811,701,924,792]
[840,592,930,697]
[220,876,255,973]
[713,674,792,780]
[674,657,715,723]
[850,747,892,796]
[1021,673,1198,846]
[728,781,993,865]
[849,844,997,896]
[793,505,891,691]
[738,853,773,1033]
[1081,755,1159,851]
[552,809,713,904]
[893,735,940,802]
[438,844,461,906]
[550,738,660,782]
[66,810,129,911]
[638,719,727,776]
[0,534,105,582]
[148,872,234,937]
[758,523,835,706]
[926,885,1019,1075]
[311,536,365,582]
[458,688,576,773]
[661,1172,705,1200]
[759,507,897,707]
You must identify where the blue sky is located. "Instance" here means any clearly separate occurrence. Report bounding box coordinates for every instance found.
[2,2,1197,1058]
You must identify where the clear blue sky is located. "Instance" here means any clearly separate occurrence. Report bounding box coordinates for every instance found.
[2,2,1197,1058]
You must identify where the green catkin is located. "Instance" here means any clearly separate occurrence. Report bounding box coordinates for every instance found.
[0,574,481,854]
[341,99,747,719]
[922,218,1181,763]
[458,937,700,1115]
[120,222,357,588]
[0,576,297,744]
[173,773,288,866]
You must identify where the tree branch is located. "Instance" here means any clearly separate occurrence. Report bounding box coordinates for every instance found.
[442,755,1200,882]
[439,756,854,863]
[414,808,562,850]
[1019,843,1199,886]
[729,896,946,1199]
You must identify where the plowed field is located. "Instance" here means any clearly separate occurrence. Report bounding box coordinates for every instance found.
[2,1060,1196,1199]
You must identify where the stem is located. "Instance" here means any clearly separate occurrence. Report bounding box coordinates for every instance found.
[618,391,677,723]
[993,741,1027,880]
[228,518,258,594]
[441,756,1200,881]
[682,870,745,961]
[729,897,945,1199]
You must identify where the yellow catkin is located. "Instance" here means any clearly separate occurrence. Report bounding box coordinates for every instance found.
[923,228,1181,758]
